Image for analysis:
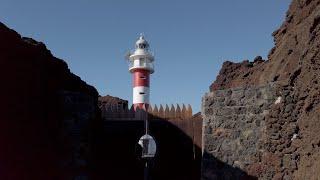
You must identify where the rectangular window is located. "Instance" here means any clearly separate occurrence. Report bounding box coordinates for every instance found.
[139,92,145,95]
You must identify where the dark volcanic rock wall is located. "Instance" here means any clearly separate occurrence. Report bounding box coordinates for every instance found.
[202,85,275,179]
[0,22,99,180]
[202,0,320,179]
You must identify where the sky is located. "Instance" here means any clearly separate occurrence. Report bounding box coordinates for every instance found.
[0,0,291,113]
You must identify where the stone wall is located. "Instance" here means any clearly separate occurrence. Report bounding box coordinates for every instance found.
[202,85,275,179]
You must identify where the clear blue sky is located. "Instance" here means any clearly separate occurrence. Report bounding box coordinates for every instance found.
[1,0,291,113]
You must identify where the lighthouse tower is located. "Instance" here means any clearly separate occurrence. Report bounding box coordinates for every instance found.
[126,34,155,110]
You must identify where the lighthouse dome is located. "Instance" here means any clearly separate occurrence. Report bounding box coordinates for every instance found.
[135,35,149,49]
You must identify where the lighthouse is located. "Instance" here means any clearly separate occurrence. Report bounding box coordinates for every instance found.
[126,34,155,110]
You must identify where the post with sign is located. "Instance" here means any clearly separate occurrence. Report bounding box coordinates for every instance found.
[138,109,156,180]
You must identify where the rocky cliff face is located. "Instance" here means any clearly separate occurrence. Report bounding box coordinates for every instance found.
[98,95,128,109]
[202,0,320,179]
[0,22,99,180]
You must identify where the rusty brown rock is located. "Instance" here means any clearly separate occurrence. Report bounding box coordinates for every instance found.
[204,0,320,179]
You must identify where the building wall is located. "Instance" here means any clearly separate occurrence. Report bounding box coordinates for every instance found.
[93,117,202,180]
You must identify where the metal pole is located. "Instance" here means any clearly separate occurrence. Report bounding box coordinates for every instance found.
[145,109,149,134]
[144,108,150,180]
[144,160,149,180]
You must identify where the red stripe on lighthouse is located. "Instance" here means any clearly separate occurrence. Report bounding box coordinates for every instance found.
[133,69,150,110]
[133,69,150,87]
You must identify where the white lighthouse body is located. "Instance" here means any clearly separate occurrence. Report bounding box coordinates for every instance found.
[127,35,155,110]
